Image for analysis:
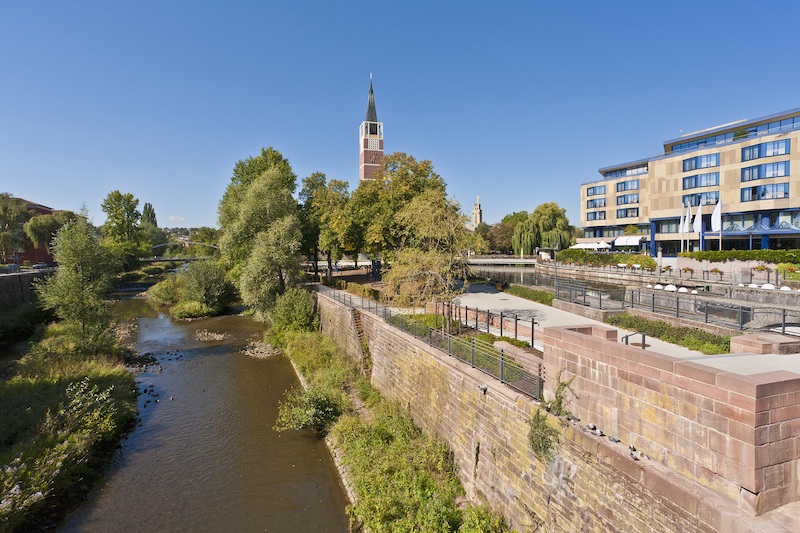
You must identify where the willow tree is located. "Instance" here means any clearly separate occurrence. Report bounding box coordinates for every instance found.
[512,202,573,256]
[23,210,76,261]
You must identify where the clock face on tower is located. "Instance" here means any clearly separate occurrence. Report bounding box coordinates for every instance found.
[368,151,382,164]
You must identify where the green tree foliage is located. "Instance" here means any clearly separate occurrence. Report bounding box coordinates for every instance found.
[141,202,157,226]
[269,287,318,334]
[623,224,639,235]
[487,222,515,253]
[186,227,220,256]
[351,152,446,257]
[512,202,574,256]
[238,215,303,319]
[0,193,30,263]
[299,172,327,275]
[501,210,529,226]
[314,179,351,276]
[180,261,234,314]
[22,211,76,259]
[35,217,118,355]
[384,189,483,304]
[101,190,149,268]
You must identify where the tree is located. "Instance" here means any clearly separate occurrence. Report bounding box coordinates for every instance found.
[23,211,76,261]
[142,202,158,226]
[501,211,529,226]
[351,152,446,257]
[218,148,303,316]
[313,179,350,278]
[488,222,515,253]
[35,217,118,354]
[299,172,327,276]
[512,203,574,256]
[239,215,303,318]
[218,167,299,277]
[180,260,234,313]
[0,193,30,263]
[187,227,220,256]
[384,189,482,305]
[623,224,639,235]
[101,190,149,268]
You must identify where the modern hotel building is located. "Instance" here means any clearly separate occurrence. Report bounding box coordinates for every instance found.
[579,107,800,256]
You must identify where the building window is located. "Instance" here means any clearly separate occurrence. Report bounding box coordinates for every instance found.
[741,162,790,182]
[586,211,606,221]
[586,185,606,196]
[615,179,639,192]
[616,208,639,218]
[616,193,639,205]
[603,164,647,179]
[682,153,719,172]
[682,172,720,190]
[741,139,791,162]
[682,191,719,207]
[657,219,681,233]
[586,198,606,208]
[741,183,789,202]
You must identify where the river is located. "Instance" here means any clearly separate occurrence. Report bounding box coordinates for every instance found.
[60,299,350,532]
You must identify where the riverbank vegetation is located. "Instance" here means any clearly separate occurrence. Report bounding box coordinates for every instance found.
[604,314,730,354]
[275,327,511,532]
[147,261,235,319]
[0,326,137,531]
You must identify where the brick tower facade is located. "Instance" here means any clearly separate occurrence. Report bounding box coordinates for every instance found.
[359,74,384,181]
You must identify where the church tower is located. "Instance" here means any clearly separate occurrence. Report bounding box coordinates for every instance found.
[359,74,384,181]
[472,196,483,228]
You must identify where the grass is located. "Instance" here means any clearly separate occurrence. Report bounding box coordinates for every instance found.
[278,330,511,532]
[604,313,730,354]
[503,285,553,306]
[0,325,137,531]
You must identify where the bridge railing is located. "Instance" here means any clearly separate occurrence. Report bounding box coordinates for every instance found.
[315,284,544,400]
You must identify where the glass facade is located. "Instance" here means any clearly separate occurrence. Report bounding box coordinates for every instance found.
[603,164,647,179]
[586,185,606,196]
[741,183,789,202]
[586,198,606,208]
[616,208,639,218]
[682,191,719,207]
[682,153,719,172]
[616,193,639,205]
[670,116,800,153]
[741,162,790,182]
[586,211,606,221]
[682,172,719,190]
[615,179,639,192]
[741,139,790,161]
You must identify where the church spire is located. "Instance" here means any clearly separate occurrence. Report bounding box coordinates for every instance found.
[365,73,378,122]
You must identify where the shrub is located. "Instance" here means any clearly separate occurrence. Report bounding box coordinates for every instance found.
[274,386,345,432]
[681,249,800,264]
[170,300,214,319]
[117,271,145,282]
[146,276,181,306]
[180,261,234,313]
[504,285,554,306]
[459,506,511,533]
[605,314,729,354]
[269,288,318,337]
[556,250,657,270]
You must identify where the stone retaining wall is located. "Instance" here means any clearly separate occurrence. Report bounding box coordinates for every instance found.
[316,291,800,531]
[0,272,46,308]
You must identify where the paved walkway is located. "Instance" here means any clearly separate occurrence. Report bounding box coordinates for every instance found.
[456,285,711,359]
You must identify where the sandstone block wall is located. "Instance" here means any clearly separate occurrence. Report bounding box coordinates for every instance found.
[542,324,800,514]
[316,292,798,531]
[0,272,45,309]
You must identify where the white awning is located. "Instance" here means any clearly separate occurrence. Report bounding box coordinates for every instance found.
[613,235,644,246]
[570,241,612,250]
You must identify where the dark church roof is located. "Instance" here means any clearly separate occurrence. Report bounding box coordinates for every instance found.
[365,76,378,122]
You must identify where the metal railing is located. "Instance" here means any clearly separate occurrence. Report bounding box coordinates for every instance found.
[316,284,544,400]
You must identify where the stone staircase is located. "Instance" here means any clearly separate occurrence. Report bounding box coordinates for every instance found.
[351,309,370,376]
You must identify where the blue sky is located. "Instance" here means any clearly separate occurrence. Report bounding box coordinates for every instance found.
[2,2,799,228]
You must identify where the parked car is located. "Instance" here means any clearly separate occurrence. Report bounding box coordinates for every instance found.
[32,262,49,269]
[2,264,20,273]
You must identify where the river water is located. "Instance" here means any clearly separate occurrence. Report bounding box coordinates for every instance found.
[60,299,350,532]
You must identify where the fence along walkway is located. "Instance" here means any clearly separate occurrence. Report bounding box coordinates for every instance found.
[316,284,544,401]
[475,268,800,334]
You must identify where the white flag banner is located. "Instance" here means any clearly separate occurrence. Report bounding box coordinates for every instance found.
[679,206,685,235]
[693,203,703,233]
[683,203,693,233]
[711,200,722,232]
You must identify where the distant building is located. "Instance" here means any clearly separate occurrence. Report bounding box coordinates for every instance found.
[16,198,56,264]
[359,74,384,181]
[579,107,800,255]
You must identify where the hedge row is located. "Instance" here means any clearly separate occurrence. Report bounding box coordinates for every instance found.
[679,250,800,265]
[556,250,657,269]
